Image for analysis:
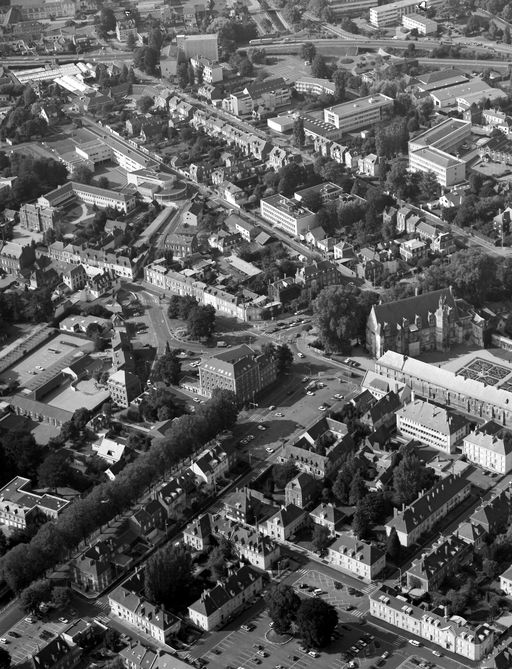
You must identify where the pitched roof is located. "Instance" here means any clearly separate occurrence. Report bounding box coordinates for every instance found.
[371,287,457,334]
[188,565,261,617]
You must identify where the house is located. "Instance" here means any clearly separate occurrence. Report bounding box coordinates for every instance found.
[400,238,427,263]
[189,441,237,486]
[327,532,386,582]
[0,241,35,275]
[108,370,141,408]
[223,488,255,524]
[295,260,341,295]
[285,473,318,508]
[209,516,281,570]
[396,398,471,453]
[165,231,198,259]
[470,490,511,536]
[261,504,307,542]
[360,391,401,431]
[385,474,472,547]
[31,636,81,669]
[309,503,345,536]
[0,476,69,530]
[92,435,127,465]
[188,565,263,631]
[109,571,181,644]
[462,421,512,475]
[62,264,87,292]
[358,153,380,177]
[157,472,195,517]
[500,564,512,596]
[406,533,472,591]
[183,514,212,551]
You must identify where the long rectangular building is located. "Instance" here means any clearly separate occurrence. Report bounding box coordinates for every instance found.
[376,350,512,427]
[260,194,316,237]
[323,94,394,133]
[370,586,493,660]
[370,0,443,27]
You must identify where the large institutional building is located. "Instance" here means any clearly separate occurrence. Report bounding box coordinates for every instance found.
[366,288,471,359]
[198,345,277,403]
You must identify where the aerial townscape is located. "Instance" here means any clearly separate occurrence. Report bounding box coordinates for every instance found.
[6,0,512,669]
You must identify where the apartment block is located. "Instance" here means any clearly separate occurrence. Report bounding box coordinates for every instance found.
[370,0,443,27]
[39,181,137,214]
[396,398,470,453]
[294,78,336,97]
[177,33,219,60]
[385,474,472,547]
[323,94,394,133]
[406,534,472,591]
[409,146,466,188]
[370,586,493,660]
[0,476,69,530]
[260,194,316,237]
[107,370,141,408]
[402,12,438,34]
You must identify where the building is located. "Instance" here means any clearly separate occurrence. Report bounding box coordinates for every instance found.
[198,344,276,403]
[188,565,263,631]
[261,504,307,542]
[183,514,212,551]
[177,33,218,60]
[409,146,466,188]
[370,0,443,27]
[285,473,318,508]
[116,18,137,42]
[470,491,511,536]
[190,57,223,84]
[327,0,377,14]
[39,181,137,214]
[396,398,470,453]
[16,0,76,21]
[399,238,427,262]
[375,350,512,428]
[327,532,386,582]
[429,79,502,110]
[463,421,512,475]
[107,370,141,408]
[500,565,512,595]
[109,572,180,644]
[402,12,438,34]
[295,260,342,294]
[406,534,472,591]
[414,69,469,93]
[369,586,493,660]
[366,287,471,359]
[409,119,471,154]
[294,78,336,97]
[19,203,58,233]
[0,476,69,529]
[283,417,354,479]
[323,94,394,133]
[310,502,345,536]
[260,194,316,237]
[0,242,35,275]
[385,474,472,547]
[189,441,237,487]
[31,635,81,669]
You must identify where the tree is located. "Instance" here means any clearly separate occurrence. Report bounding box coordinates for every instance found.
[275,344,293,374]
[312,524,331,555]
[73,164,94,185]
[238,57,254,77]
[126,32,137,50]
[51,585,72,609]
[144,543,193,611]
[393,451,435,505]
[0,647,10,669]
[137,95,154,113]
[4,431,44,480]
[265,583,300,633]
[386,527,401,562]
[311,54,329,79]
[20,578,51,613]
[97,176,110,190]
[293,117,305,149]
[352,503,371,539]
[104,628,120,651]
[38,450,72,490]
[272,461,298,488]
[152,349,182,386]
[187,305,216,339]
[207,546,228,580]
[301,42,317,62]
[23,86,37,106]
[483,558,499,579]
[296,598,338,649]
[349,469,366,505]
[99,7,116,31]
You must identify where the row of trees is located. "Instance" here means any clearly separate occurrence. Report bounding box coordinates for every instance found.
[3,390,239,594]
[167,295,216,339]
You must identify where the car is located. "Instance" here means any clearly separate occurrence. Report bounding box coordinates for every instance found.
[275,412,284,417]
[193,398,201,403]
[58,617,69,624]
[0,639,8,645]
[306,391,315,396]
[308,651,319,658]
[299,583,308,589]
[258,425,267,431]
[247,435,255,441]
[318,406,326,411]
[266,447,274,453]
[408,640,420,646]
[288,656,298,662]
[302,377,309,383]
[334,394,343,400]
[346,604,355,611]
[313,588,323,595]
[269,621,275,628]
[253,644,263,650]
[252,659,261,665]
[212,649,221,655]
[7,632,19,638]
[432,650,442,657]
[334,581,343,589]
[240,624,253,632]
[25,617,35,623]
[240,438,249,445]
[269,405,276,411]
[381,651,390,659]
[257,651,267,658]
[298,353,305,358]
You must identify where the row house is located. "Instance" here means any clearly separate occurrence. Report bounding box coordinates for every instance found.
[385,474,472,547]
[309,502,344,536]
[48,242,137,280]
[463,421,512,475]
[109,571,181,644]
[406,534,472,591]
[189,441,237,487]
[370,587,493,661]
[260,504,307,542]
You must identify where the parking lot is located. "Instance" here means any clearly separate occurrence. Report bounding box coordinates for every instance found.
[3,615,71,664]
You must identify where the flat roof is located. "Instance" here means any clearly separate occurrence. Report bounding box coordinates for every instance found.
[325,94,393,118]
[410,145,463,168]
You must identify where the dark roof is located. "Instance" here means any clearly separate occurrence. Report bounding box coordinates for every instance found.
[189,565,261,617]
[371,287,457,334]
[32,636,73,669]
